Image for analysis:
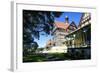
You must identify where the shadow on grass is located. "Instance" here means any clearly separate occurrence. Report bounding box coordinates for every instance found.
[23,53,69,62]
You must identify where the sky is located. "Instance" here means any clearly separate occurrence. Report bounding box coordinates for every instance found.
[35,12,82,48]
[55,12,82,26]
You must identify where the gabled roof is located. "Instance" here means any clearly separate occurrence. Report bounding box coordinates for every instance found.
[54,21,69,30]
[78,13,84,27]
[70,21,77,28]
[78,13,91,27]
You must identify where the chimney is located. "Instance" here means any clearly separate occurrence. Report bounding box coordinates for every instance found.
[65,16,69,24]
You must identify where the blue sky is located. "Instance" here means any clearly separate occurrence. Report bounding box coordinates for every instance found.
[35,12,82,48]
[55,12,82,26]
[34,34,52,48]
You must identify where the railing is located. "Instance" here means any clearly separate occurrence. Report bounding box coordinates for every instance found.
[66,41,90,48]
[65,22,91,49]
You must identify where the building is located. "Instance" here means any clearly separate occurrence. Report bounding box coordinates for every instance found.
[45,39,55,49]
[44,16,77,53]
[65,13,91,59]
[78,13,91,28]
[52,16,77,46]
[45,16,78,48]
[67,21,77,33]
[52,22,69,46]
[65,13,91,48]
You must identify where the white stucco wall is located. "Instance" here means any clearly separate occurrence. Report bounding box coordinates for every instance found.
[42,45,67,53]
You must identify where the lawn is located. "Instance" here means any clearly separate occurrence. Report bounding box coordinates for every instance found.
[23,53,69,62]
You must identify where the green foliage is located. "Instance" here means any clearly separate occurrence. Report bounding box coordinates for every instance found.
[23,10,63,54]
[23,53,69,62]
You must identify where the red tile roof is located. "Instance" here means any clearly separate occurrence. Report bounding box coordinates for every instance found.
[54,21,69,30]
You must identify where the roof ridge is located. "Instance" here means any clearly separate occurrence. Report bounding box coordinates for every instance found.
[54,21,69,29]
[55,21,65,24]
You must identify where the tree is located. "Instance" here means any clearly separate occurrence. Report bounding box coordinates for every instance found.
[23,10,63,53]
[31,41,39,52]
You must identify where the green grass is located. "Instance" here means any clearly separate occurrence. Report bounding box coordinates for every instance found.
[23,53,69,62]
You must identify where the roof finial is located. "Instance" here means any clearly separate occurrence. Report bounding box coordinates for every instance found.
[65,16,69,23]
